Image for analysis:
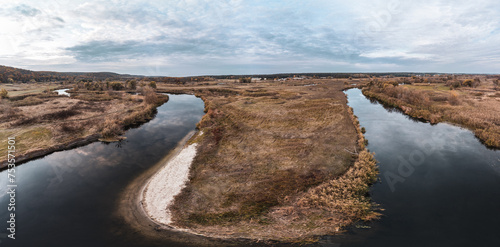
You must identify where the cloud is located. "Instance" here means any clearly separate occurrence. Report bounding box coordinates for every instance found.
[64,0,363,70]
[13,4,41,17]
[1,0,500,75]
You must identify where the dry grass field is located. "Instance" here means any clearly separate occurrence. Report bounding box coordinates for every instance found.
[157,80,379,241]
[0,82,62,97]
[363,77,500,148]
[0,84,167,166]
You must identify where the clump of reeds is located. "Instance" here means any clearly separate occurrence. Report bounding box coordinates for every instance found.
[121,105,157,127]
[100,119,123,138]
[347,106,366,150]
[297,150,379,222]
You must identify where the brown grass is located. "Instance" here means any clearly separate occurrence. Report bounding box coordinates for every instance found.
[363,79,500,148]
[11,96,45,106]
[0,83,60,97]
[101,119,124,139]
[297,150,379,223]
[71,91,115,101]
[165,80,379,241]
[99,91,168,140]
[0,84,168,165]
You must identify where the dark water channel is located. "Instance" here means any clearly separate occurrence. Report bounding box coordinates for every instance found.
[320,89,500,247]
[0,94,205,247]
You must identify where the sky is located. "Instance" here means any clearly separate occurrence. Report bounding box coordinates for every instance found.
[0,0,500,76]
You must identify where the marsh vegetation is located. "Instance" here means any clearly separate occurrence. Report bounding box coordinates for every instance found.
[363,75,500,148]
[0,81,167,166]
[155,80,379,240]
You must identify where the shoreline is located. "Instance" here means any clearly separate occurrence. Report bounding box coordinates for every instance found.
[124,83,379,243]
[119,89,379,243]
[142,142,198,225]
[0,94,169,170]
[361,88,500,149]
[115,130,249,246]
[116,83,382,243]
[0,133,100,170]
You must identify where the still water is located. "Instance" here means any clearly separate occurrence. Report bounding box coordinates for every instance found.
[321,89,500,246]
[0,94,205,247]
[54,88,71,96]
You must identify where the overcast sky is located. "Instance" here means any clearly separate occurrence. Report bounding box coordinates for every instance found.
[1,0,499,76]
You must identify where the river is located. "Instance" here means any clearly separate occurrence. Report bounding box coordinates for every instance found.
[320,89,500,246]
[0,94,205,247]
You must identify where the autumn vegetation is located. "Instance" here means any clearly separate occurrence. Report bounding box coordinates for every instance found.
[158,80,379,241]
[0,88,8,98]
[363,75,500,148]
[2,65,498,241]
[0,79,167,166]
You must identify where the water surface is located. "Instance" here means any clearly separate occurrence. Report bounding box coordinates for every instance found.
[321,89,500,246]
[0,94,205,247]
[54,88,70,96]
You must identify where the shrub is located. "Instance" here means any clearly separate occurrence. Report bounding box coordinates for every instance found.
[142,87,158,105]
[94,81,105,91]
[0,88,8,99]
[448,91,461,105]
[127,80,137,90]
[462,78,480,88]
[446,80,462,89]
[148,81,157,89]
[110,81,124,91]
[84,81,92,90]
[101,119,123,138]
[239,77,252,83]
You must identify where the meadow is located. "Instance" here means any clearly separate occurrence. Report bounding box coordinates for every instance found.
[157,80,379,240]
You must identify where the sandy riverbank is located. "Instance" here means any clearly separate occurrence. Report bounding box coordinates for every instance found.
[142,143,198,225]
[115,131,245,246]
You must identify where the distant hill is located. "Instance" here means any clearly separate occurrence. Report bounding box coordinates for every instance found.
[3,64,485,84]
[0,65,143,83]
